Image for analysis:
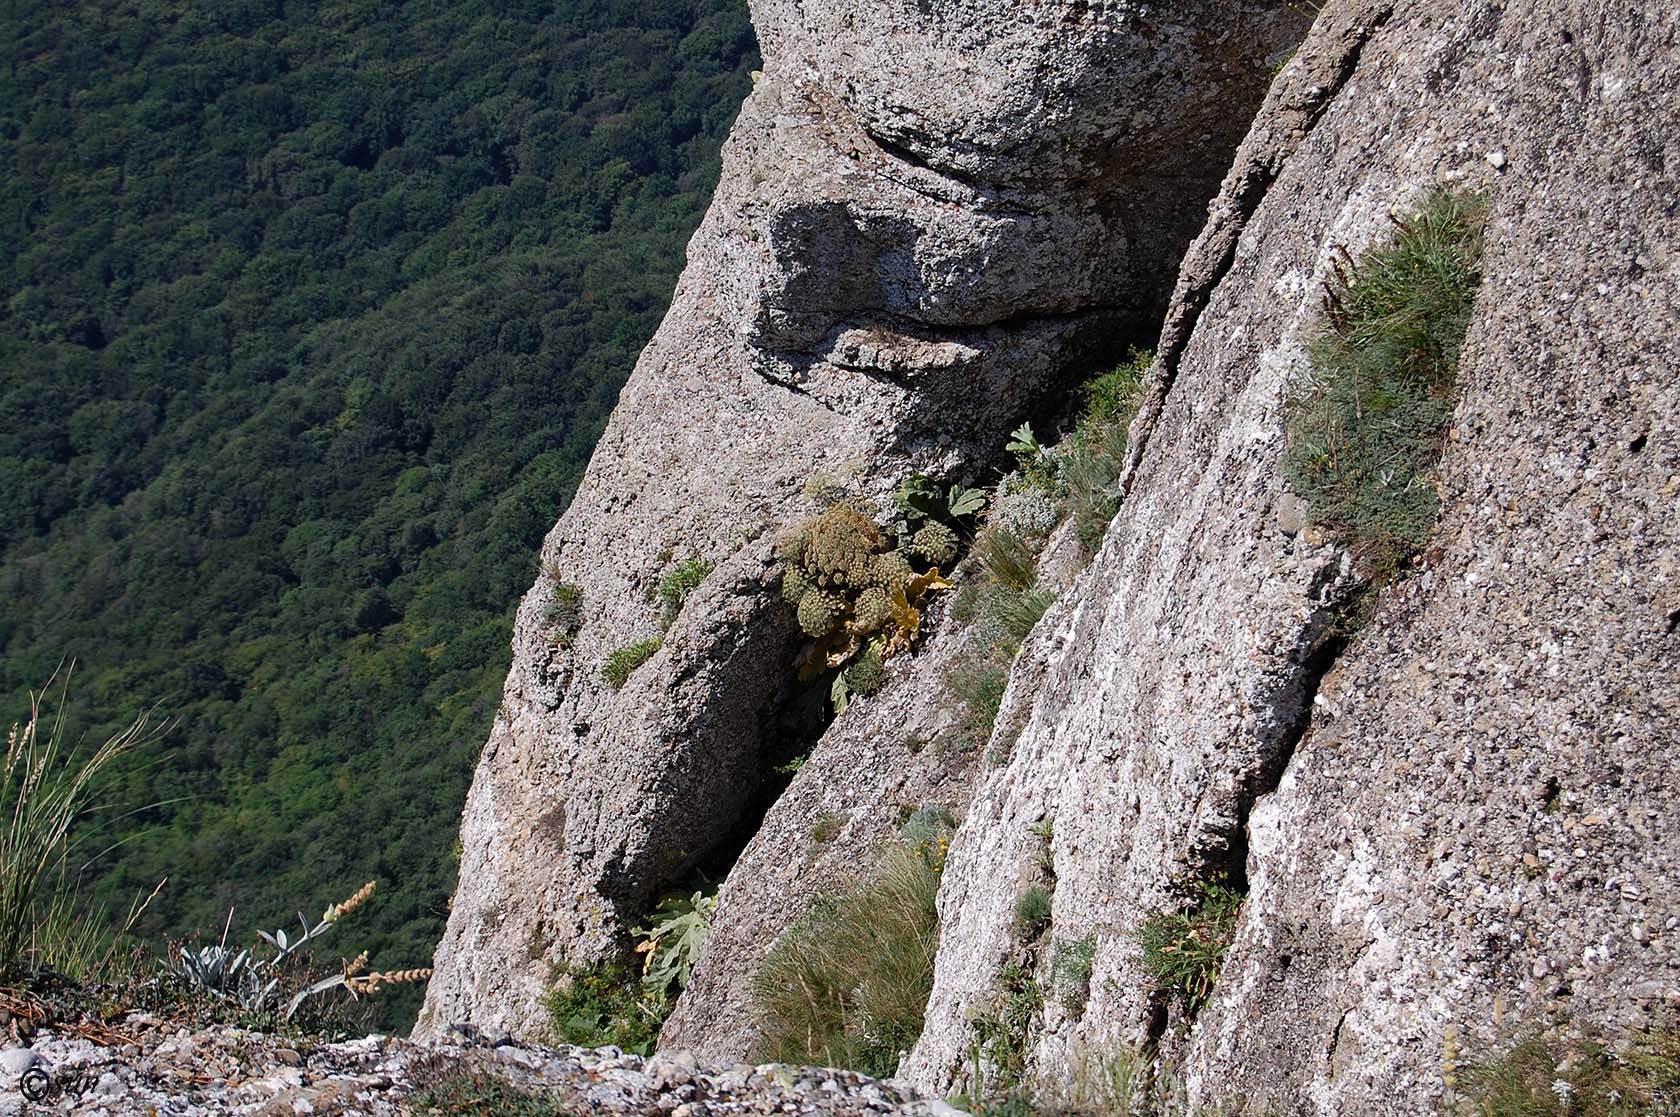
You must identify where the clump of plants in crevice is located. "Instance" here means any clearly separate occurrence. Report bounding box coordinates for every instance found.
[941,351,1149,761]
[545,883,717,1055]
[1283,188,1487,581]
[750,810,955,1078]
[777,483,976,717]
[1131,876,1245,1016]
[957,821,1060,1111]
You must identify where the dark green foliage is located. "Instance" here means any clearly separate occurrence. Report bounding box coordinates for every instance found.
[657,558,713,626]
[409,1065,569,1117]
[1014,886,1052,941]
[1458,1032,1680,1117]
[602,638,662,689]
[546,584,584,648]
[1133,878,1245,1014]
[544,964,668,1056]
[0,0,757,1029]
[1081,349,1151,428]
[1284,190,1487,577]
[753,836,948,1078]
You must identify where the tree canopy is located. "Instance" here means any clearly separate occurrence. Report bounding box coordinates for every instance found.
[0,0,756,1026]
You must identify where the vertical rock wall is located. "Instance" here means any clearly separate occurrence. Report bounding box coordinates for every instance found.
[907,2,1680,1112]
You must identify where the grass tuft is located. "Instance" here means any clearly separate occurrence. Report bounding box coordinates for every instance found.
[602,638,662,689]
[1284,189,1487,578]
[657,558,713,627]
[1458,1032,1680,1117]
[1,669,161,981]
[1132,878,1245,1015]
[753,837,947,1078]
[545,583,583,647]
[1015,886,1052,941]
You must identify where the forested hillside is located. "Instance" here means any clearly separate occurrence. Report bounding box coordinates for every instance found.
[0,0,755,1024]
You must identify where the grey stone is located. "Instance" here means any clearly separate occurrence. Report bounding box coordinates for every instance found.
[0,1047,37,1075]
[907,3,1680,1114]
[417,0,1306,1046]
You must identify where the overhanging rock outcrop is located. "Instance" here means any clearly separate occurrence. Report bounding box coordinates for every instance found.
[417,0,1306,1044]
[906,1,1680,1112]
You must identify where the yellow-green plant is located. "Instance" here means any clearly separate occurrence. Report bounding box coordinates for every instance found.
[776,503,951,679]
[1,669,161,980]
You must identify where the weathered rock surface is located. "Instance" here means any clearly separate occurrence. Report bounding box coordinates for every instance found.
[419,0,1305,1043]
[907,1,1680,1112]
[0,1020,958,1116]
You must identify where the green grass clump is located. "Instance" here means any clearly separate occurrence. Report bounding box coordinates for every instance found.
[1081,348,1151,429]
[544,964,668,1055]
[545,583,584,647]
[657,558,713,626]
[1457,1032,1680,1117]
[602,638,661,689]
[1051,937,1095,1013]
[752,838,947,1078]
[1284,189,1487,578]
[1132,878,1245,1014]
[970,962,1045,1098]
[1015,886,1052,941]
[976,527,1038,592]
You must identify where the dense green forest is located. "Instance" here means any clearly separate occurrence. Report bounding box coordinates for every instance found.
[0,0,755,1024]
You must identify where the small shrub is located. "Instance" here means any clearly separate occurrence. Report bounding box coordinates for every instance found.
[657,558,712,626]
[546,583,583,647]
[1015,886,1052,941]
[1456,1032,1680,1117]
[753,833,950,1078]
[602,638,661,689]
[1051,937,1095,1013]
[1283,189,1487,578]
[545,963,667,1054]
[1132,878,1245,1014]
[810,812,843,844]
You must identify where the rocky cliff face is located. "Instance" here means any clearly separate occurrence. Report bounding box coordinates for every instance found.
[423,0,1677,1110]
[417,0,1305,1043]
[906,1,1680,1112]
